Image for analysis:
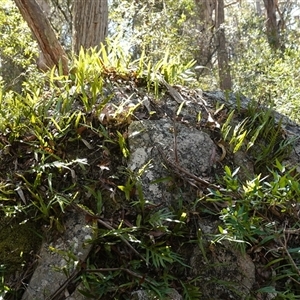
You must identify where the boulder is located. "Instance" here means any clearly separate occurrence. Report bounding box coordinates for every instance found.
[22,208,93,300]
[128,119,218,205]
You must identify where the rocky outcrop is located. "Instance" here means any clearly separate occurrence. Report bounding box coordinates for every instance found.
[21,87,300,299]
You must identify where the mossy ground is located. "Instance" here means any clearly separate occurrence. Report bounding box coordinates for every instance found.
[0,217,42,278]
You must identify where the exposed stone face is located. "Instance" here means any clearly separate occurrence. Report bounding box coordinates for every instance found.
[131,288,182,300]
[128,119,218,205]
[22,209,94,300]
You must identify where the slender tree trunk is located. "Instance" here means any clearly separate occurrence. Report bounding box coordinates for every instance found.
[14,0,69,74]
[72,0,108,54]
[194,0,215,72]
[263,0,281,50]
[216,0,232,90]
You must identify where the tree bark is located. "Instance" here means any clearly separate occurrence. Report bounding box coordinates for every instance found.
[216,0,232,90]
[35,0,51,15]
[14,0,69,74]
[194,0,215,72]
[72,0,108,54]
[263,0,281,50]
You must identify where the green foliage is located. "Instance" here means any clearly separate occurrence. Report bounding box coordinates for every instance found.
[16,158,86,227]
[257,286,300,300]
[180,280,202,300]
[0,265,10,297]
[110,0,196,61]
[140,50,197,97]
[221,105,295,172]
[0,0,39,91]
[77,205,192,299]
[230,9,300,123]
[0,0,37,63]
[71,47,106,111]
[207,161,300,295]
[233,46,300,123]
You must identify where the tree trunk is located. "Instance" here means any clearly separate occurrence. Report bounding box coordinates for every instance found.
[194,0,215,73]
[216,0,232,90]
[263,0,281,50]
[72,0,108,54]
[35,0,50,15]
[14,0,69,74]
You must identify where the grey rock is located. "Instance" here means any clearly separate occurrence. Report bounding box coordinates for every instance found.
[131,288,182,300]
[22,208,94,300]
[233,150,255,181]
[128,119,218,205]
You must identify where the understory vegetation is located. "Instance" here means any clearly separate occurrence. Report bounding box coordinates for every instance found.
[0,43,299,299]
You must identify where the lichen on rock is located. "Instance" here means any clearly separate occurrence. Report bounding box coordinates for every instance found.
[128,119,218,205]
